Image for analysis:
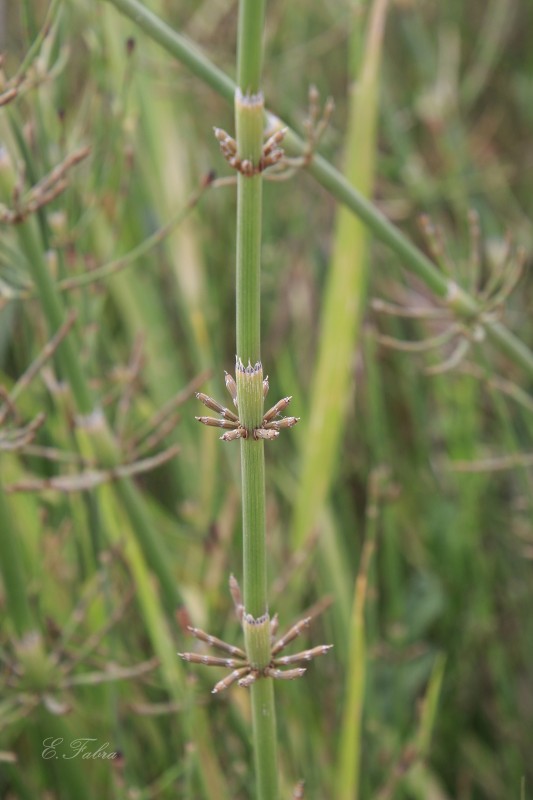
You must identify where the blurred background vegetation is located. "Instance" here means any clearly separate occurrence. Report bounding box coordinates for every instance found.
[1,0,532,798]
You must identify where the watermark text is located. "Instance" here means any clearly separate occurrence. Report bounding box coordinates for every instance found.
[42,737,118,761]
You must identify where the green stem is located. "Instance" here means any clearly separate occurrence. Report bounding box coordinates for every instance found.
[103,0,235,102]
[235,93,264,363]
[17,216,95,415]
[15,0,62,82]
[233,2,279,798]
[0,480,35,636]
[239,396,267,617]
[104,0,533,379]
[250,678,278,795]
[237,0,266,94]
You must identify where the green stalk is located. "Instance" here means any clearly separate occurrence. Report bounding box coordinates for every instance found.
[249,678,278,796]
[237,0,265,94]
[18,218,93,417]
[103,0,235,102]
[336,469,380,800]
[238,374,267,617]
[234,4,267,626]
[234,89,267,622]
[0,481,34,636]
[233,2,279,798]
[104,0,533,379]
[291,0,388,549]
[235,91,264,364]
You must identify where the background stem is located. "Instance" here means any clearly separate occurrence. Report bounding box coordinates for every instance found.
[0,480,34,636]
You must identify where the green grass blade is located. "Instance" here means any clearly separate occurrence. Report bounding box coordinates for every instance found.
[0,480,35,636]
[291,0,389,549]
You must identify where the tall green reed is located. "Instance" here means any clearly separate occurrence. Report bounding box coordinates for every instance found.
[185,0,329,793]
[234,3,279,797]
[177,0,330,794]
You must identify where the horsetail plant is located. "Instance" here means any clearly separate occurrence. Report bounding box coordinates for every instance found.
[177,1,332,797]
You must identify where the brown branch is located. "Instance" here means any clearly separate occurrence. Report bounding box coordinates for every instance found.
[5,444,180,493]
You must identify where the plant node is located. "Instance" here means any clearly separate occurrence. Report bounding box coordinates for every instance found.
[195,366,299,441]
[373,210,526,375]
[213,84,334,181]
[178,576,333,694]
[213,125,287,176]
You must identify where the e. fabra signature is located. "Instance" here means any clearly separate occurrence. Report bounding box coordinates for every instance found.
[42,737,118,760]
